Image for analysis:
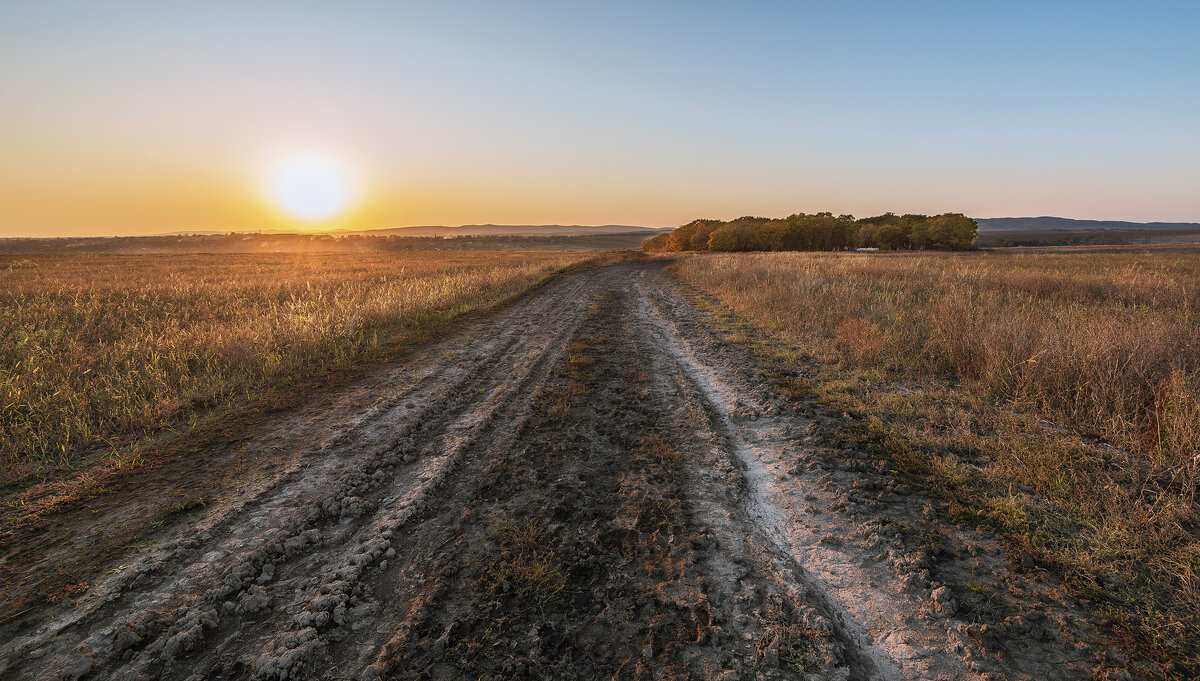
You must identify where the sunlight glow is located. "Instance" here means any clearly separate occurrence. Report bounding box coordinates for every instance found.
[267,152,354,221]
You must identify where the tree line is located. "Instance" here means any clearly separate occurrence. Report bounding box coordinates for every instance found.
[642,212,978,253]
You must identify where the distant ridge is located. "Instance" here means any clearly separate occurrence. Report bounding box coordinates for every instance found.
[977,217,1200,232]
[144,225,664,238]
[0,226,670,255]
[340,224,661,237]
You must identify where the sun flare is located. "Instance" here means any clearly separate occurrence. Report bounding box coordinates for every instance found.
[267,152,355,222]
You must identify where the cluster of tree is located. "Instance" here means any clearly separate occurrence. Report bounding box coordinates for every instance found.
[855,213,978,250]
[642,212,978,253]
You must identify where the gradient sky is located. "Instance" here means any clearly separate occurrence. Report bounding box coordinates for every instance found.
[2,1,1198,237]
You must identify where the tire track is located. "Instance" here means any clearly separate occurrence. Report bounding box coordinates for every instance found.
[349,279,845,680]
[632,271,901,680]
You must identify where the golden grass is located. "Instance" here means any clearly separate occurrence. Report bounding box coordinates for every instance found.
[672,248,1200,675]
[0,251,600,485]
[676,249,1200,475]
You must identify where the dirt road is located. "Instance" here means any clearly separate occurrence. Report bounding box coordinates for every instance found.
[1,261,1111,680]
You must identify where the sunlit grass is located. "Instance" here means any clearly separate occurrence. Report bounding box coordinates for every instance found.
[676,249,1200,473]
[0,251,599,484]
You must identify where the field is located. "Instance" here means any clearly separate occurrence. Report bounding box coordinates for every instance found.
[1,249,1196,680]
[673,248,1200,672]
[0,251,601,489]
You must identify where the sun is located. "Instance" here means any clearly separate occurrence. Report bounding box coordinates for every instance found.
[267,152,355,222]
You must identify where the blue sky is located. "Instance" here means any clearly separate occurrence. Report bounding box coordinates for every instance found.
[1,1,1197,235]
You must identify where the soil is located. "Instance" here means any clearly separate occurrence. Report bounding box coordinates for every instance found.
[0,261,1120,680]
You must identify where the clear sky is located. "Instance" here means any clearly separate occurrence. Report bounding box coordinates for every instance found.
[2,1,1198,236]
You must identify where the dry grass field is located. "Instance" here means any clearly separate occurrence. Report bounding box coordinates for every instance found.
[4,254,1192,679]
[0,251,601,489]
[672,247,1200,669]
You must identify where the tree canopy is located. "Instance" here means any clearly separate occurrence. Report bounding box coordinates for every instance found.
[643,212,977,253]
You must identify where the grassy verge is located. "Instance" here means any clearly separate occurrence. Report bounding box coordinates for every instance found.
[668,249,1199,679]
[1,251,634,529]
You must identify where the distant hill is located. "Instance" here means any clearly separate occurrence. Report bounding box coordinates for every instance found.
[112,224,662,238]
[341,224,661,237]
[975,217,1200,247]
[977,217,1200,232]
[0,229,669,255]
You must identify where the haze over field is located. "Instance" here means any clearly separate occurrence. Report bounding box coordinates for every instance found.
[2,1,1198,237]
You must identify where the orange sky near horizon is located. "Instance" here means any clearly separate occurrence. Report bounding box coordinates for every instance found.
[6,168,1198,238]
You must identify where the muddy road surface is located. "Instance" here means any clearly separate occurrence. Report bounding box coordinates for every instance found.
[1,262,1113,680]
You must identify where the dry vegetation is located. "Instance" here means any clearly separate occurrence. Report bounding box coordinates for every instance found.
[0,251,603,489]
[673,248,1200,672]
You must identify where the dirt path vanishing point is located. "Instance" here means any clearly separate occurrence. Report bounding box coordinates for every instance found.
[1,261,1118,681]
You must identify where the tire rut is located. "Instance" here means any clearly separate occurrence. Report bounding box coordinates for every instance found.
[632,271,899,680]
[350,277,844,680]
